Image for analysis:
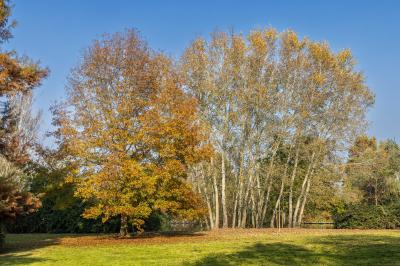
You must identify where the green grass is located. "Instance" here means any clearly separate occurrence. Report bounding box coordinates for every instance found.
[1,229,400,265]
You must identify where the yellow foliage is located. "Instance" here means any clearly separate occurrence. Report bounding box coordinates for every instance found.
[54,30,210,231]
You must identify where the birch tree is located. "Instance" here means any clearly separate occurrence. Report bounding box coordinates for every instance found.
[181,28,373,228]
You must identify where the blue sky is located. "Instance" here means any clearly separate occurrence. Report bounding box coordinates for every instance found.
[5,0,400,143]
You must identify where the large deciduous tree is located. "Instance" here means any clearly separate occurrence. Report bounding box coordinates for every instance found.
[55,30,209,236]
[181,28,374,229]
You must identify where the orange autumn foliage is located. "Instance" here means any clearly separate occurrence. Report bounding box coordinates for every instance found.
[54,30,210,233]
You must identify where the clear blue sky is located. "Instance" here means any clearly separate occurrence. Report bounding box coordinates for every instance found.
[5,0,400,143]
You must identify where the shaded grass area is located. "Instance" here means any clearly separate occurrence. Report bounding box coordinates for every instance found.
[1,229,400,265]
[195,234,400,265]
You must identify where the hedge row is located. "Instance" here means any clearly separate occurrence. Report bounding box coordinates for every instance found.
[333,203,400,229]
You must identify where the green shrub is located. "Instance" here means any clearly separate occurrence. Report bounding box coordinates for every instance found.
[6,198,174,234]
[6,198,120,234]
[142,212,172,232]
[0,233,4,248]
[333,203,400,229]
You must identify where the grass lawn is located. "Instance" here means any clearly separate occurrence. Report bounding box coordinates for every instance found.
[1,229,400,265]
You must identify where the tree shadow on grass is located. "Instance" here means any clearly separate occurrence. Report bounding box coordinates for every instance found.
[0,253,49,265]
[1,234,76,253]
[0,231,205,265]
[0,234,68,265]
[193,234,400,265]
[193,242,318,265]
[311,234,400,265]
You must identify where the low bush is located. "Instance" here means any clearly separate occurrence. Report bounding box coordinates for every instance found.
[0,233,4,248]
[6,198,120,234]
[6,198,174,234]
[333,203,400,229]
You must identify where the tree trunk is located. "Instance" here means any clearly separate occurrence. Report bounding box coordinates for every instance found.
[271,177,284,228]
[255,162,262,228]
[240,202,247,228]
[221,151,228,228]
[277,199,281,231]
[260,177,273,226]
[293,152,315,227]
[271,144,293,228]
[259,142,280,225]
[241,169,255,228]
[237,177,244,228]
[298,173,312,226]
[232,191,238,228]
[236,119,248,228]
[204,187,215,229]
[288,145,300,228]
[212,159,220,229]
[237,150,246,228]
[199,164,214,229]
[375,177,378,206]
[251,192,256,228]
[120,214,129,237]
[255,177,261,228]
